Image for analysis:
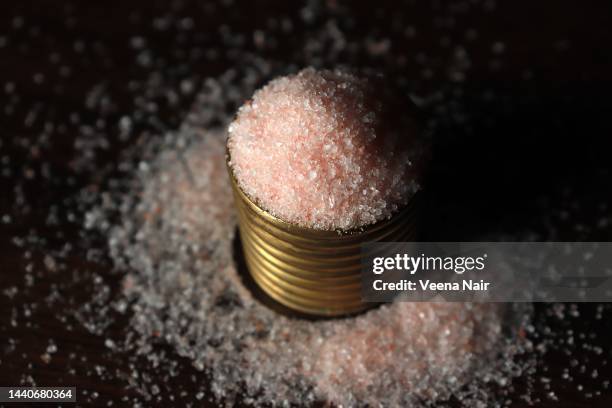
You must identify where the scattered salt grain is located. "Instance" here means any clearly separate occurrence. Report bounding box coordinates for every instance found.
[46,341,57,354]
[40,353,51,364]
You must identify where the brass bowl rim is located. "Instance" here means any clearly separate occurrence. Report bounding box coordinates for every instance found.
[226,149,414,237]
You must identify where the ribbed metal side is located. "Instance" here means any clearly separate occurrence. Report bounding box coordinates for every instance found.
[229,165,419,316]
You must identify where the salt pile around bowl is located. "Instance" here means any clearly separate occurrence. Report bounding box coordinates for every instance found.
[96,125,531,406]
[82,69,532,406]
[227,68,425,230]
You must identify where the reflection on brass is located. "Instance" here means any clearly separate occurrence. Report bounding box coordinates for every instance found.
[227,156,419,316]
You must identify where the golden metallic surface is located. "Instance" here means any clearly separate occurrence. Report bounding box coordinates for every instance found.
[227,157,419,317]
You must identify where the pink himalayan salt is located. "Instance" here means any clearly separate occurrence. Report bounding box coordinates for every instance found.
[228,68,424,230]
[310,302,507,405]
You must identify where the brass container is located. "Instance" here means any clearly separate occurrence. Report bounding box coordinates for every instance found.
[228,160,419,317]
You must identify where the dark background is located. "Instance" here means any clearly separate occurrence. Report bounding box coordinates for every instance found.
[1,0,612,406]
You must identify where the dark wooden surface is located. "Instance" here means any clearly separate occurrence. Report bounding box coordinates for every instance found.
[1,0,612,406]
